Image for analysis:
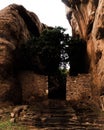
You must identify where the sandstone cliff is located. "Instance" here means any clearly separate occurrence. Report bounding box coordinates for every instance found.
[62,0,104,104]
[0,4,47,104]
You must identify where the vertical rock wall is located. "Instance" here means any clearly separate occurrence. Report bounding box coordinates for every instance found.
[62,0,104,103]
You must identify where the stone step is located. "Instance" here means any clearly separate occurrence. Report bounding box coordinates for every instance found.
[16,100,104,130]
[20,113,102,130]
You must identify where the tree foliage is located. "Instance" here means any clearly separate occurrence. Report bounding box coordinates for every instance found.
[14,27,87,76]
[15,27,70,74]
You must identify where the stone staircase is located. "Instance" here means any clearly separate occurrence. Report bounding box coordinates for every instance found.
[17,100,104,130]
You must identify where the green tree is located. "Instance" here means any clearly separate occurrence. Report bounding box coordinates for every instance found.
[36,27,67,73]
[15,27,70,74]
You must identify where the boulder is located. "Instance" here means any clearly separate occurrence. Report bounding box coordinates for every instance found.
[0,4,46,104]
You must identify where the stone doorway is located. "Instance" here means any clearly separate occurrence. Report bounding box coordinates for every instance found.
[48,72,66,100]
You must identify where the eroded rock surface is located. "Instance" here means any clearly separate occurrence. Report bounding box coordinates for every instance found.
[0,4,47,104]
[62,0,104,106]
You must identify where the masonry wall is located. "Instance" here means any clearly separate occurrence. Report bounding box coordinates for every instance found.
[19,71,48,104]
[66,74,91,102]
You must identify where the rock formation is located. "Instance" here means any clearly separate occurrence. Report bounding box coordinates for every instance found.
[0,4,48,104]
[62,0,104,107]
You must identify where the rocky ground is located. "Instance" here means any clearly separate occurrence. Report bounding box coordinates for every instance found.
[0,99,104,130]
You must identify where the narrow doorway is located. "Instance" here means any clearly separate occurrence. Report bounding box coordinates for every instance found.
[48,72,66,100]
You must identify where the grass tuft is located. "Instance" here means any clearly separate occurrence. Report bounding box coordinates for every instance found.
[0,120,27,130]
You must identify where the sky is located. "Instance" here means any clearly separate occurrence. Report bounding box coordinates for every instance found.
[0,0,72,35]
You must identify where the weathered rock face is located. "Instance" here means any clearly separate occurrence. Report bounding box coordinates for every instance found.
[62,0,104,102]
[0,4,46,104]
[62,0,98,39]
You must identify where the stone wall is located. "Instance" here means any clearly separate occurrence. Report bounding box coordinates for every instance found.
[18,71,48,104]
[66,74,91,102]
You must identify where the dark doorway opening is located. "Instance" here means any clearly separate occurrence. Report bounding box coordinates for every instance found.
[48,72,66,100]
